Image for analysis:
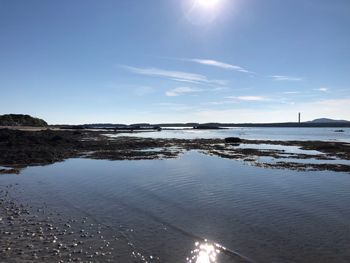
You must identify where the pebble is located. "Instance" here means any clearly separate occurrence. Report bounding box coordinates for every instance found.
[0,185,119,262]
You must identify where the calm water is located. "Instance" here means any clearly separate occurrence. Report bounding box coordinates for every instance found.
[1,152,350,262]
[108,127,350,142]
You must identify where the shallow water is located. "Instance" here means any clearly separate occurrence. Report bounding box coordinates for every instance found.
[258,156,350,166]
[235,143,323,155]
[1,152,350,262]
[107,127,350,142]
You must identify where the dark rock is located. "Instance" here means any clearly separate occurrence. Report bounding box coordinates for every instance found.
[224,137,242,143]
[0,114,48,127]
[0,168,20,174]
[193,125,222,130]
[51,135,63,141]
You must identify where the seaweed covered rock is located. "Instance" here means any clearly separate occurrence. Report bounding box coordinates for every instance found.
[0,114,48,127]
[225,137,242,143]
[0,129,81,166]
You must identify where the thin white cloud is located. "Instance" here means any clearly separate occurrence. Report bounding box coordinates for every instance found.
[186,58,253,74]
[283,91,300,94]
[165,87,201,97]
[205,100,238,105]
[270,75,303,81]
[123,66,225,85]
[169,78,201,84]
[204,96,271,105]
[124,66,206,82]
[225,96,268,101]
[314,87,328,92]
[212,86,230,91]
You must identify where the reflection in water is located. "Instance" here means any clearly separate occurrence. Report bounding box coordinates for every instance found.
[3,154,350,262]
[187,240,221,263]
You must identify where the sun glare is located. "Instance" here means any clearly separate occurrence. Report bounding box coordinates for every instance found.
[183,0,228,25]
[187,241,220,263]
[195,0,221,9]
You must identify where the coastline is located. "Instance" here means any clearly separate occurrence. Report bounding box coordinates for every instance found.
[1,128,350,173]
[1,127,350,262]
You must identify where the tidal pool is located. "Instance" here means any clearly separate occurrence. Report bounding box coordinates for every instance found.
[1,151,350,262]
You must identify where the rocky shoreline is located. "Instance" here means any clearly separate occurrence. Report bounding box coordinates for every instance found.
[1,128,350,173]
[1,128,350,262]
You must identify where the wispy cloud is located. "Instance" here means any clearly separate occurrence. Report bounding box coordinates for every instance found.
[314,87,328,92]
[168,78,202,84]
[225,96,268,101]
[165,87,201,97]
[123,66,225,85]
[185,58,253,74]
[205,100,238,105]
[124,66,205,82]
[204,95,269,105]
[212,86,230,92]
[270,75,303,81]
[283,91,300,94]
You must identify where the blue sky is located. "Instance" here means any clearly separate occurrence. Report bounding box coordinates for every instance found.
[1,0,349,124]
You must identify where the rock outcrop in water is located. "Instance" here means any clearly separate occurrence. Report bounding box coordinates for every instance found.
[225,137,242,143]
[193,125,222,129]
[0,114,48,127]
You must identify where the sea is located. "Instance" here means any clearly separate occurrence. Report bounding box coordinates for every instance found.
[1,127,350,263]
[107,127,350,142]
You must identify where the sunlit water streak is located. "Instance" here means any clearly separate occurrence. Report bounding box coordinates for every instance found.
[187,241,220,263]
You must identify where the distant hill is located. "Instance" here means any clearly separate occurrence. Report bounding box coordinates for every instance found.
[308,118,350,123]
[0,114,48,127]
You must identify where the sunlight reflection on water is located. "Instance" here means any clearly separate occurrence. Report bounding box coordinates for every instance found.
[187,240,221,263]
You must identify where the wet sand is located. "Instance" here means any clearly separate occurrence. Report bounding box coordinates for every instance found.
[0,180,252,263]
[0,184,155,263]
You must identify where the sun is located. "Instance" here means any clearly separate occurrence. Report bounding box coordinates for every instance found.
[195,0,221,9]
[184,0,227,25]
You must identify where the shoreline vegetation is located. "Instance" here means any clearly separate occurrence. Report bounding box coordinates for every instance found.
[1,128,349,174]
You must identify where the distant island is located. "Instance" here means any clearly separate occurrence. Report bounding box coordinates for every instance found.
[56,118,350,129]
[1,114,350,129]
[155,118,350,128]
[307,118,350,124]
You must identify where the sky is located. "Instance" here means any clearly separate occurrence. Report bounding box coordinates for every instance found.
[0,0,350,124]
